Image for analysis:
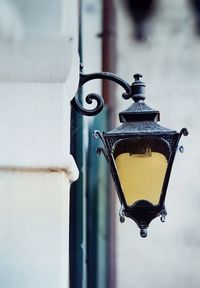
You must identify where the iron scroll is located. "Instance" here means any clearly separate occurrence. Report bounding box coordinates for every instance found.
[71,72,132,116]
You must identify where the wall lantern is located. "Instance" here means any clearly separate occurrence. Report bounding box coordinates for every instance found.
[72,71,188,237]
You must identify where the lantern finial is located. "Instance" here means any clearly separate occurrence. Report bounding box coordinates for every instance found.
[133,73,142,81]
[131,73,146,102]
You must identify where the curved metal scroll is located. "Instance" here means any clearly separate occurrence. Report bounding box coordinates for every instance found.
[71,72,132,116]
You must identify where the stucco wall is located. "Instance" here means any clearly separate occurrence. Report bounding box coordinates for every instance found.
[0,0,79,287]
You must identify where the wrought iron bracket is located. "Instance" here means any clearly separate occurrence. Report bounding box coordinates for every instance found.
[71,71,133,116]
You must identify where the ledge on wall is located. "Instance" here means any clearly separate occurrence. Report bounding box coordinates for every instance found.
[0,36,79,85]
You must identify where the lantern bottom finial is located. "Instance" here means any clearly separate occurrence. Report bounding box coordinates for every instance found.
[140,227,147,238]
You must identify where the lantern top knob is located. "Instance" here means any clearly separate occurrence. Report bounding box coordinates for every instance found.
[131,73,145,102]
[133,73,142,81]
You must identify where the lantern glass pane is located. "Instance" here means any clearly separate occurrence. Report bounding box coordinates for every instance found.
[113,139,170,206]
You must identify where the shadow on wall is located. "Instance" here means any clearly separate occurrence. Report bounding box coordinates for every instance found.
[123,0,200,41]
[0,0,24,43]
[189,0,200,35]
[123,0,157,41]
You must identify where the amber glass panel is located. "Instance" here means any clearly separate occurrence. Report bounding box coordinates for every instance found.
[115,151,167,206]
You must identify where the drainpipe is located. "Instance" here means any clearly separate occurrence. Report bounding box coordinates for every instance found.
[102,1,116,288]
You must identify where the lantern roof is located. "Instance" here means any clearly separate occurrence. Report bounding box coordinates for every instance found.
[119,102,160,122]
[105,74,177,137]
[105,100,177,137]
[104,120,177,136]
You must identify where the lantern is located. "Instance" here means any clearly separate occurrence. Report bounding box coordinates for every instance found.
[72,71,188,237]
[93,74,188,237]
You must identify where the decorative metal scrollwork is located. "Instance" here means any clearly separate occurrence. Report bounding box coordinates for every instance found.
[160,209,167,223]
[93,130,109,161]
[119,205,126,223]
[176,128,189,153]
[180,128,189,137]
[71,72,132,116]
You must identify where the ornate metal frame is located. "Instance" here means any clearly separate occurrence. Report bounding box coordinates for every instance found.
[93,129,188,237]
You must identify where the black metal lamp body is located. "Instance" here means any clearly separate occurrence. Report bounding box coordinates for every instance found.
[72,71,188,237]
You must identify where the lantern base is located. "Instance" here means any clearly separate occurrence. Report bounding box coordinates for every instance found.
[120,200,167,237]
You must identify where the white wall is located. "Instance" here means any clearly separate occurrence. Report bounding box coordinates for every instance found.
[0,0,79,287]
[0,172,70,288]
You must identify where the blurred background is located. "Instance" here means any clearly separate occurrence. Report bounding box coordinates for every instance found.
[0,0,199,288]
[116,0,200,287]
